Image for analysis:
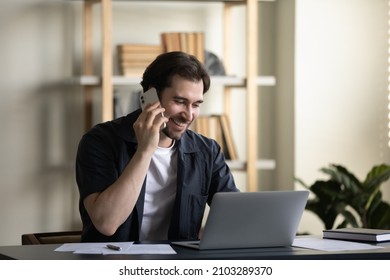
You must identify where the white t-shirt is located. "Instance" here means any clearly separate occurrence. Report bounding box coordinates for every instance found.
[140,142,177,241]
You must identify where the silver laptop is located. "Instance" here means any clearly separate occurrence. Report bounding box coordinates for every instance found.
[172,190,309,250]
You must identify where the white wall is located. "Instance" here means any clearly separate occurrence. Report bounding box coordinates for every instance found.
[1,0,389,246]
[295,0,390,234]
[0,1,84,245]
[0,1,244,246]
[274,0,295,189]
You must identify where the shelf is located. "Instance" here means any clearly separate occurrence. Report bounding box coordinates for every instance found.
[69,0,275,3]
[68,75,276,87]
[74,0,276,190]
[227,159,276,171]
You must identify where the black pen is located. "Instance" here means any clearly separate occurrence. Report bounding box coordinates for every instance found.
[106,244,122,251]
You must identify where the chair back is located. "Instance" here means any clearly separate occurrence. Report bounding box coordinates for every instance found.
[21,231,82,245]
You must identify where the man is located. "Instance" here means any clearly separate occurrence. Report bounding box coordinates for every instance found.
[76,51,238,242]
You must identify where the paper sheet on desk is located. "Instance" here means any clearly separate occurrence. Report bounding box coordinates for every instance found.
[55,242,176,255]
[292,236,384,251]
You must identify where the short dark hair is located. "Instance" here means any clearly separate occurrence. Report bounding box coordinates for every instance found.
[140,51,210,95]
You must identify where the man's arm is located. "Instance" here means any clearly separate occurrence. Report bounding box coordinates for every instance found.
[83,103,167,236]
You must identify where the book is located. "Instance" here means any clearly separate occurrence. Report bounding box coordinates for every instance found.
[117,44,163,53]
[323,228,390,242]
[117,44,163,76]
[161,32,181,52]
[160,32,205,63]
[187,32,196,55]
[191,114,237,160]
[219,114,237,160]
[195,32,205,63]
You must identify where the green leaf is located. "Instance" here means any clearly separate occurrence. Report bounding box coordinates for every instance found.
[366,191,383,217]
[309,180,341,199]
[305,198,341,229]
[338,208,360,228]
[296,163,390,231]
[320,164,362,194]
[336,220,350,229]
[363,164,390,192]
[367,201,390,229]
[294,177,309,189]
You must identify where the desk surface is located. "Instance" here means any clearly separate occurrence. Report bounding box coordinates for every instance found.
[1,238,390,260]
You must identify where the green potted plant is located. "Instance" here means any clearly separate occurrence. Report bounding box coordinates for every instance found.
[295,163,390,230]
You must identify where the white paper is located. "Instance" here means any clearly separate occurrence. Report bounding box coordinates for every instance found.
[54,242,176,255]
[292,236,384,251]
[113,244,176,255]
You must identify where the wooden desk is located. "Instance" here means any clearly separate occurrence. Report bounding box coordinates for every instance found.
[1,239,390,260]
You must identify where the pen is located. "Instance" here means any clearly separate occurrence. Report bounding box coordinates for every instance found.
[106,244,122,251]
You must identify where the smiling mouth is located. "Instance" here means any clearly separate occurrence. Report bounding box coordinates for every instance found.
[170,118,189,128]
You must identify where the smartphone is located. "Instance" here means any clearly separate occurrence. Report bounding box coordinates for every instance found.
[140,87,160,111]
[139,87,166,128]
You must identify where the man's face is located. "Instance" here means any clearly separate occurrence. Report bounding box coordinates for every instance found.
[159,74,204,142]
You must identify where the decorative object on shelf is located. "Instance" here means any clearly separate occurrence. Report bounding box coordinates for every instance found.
[204,51,226,76]
[295,163,390,230]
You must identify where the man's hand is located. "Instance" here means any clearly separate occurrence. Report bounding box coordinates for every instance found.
[133,102,168,154]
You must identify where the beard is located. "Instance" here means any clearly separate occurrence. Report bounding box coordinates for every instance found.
[161,116,193,140]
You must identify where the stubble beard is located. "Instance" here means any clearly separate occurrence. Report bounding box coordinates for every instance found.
[162,118,193,141]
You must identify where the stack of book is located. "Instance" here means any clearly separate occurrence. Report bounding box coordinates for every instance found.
[117,32,205,76]
[192,114,237,160]
[323,227,390,242]
[117,44,163,77]
[161,32,205,63]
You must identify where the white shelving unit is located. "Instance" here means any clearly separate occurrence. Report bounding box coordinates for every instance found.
[71,0,276,191]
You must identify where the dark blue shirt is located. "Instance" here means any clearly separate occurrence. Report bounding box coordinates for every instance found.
[76,109,238,242]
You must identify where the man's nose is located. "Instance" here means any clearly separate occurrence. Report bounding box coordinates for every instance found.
[183,105,194,120]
